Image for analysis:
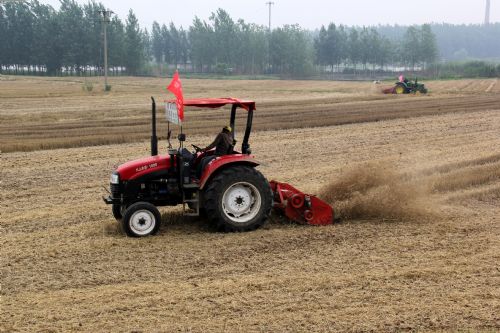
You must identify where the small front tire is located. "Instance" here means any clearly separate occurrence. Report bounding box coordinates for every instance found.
[112,204,124,221]
[121,202,161,237]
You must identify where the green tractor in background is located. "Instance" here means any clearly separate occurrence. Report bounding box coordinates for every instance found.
[383,77,428,94]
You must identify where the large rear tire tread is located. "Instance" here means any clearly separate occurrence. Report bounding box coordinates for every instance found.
[121,202,161,237]
[203,166,272,232]
[395,83,407,94]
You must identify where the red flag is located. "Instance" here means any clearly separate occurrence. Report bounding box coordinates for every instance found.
[167,71,184,121]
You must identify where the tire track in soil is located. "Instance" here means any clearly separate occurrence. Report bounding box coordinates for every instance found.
[485,79,497,93]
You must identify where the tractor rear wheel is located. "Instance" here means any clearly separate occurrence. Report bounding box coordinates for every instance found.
[203,165,272,232]
[121,202,161,237]
[395,84,406,94]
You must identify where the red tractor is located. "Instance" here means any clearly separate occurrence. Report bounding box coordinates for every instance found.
[104,98,333,237]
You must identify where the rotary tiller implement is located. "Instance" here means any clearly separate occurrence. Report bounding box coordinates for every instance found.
[270,181,334,226]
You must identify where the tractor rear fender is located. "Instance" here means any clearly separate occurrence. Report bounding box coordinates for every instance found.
[199,155,259,190]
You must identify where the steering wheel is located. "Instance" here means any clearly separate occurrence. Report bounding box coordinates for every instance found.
[192,144,202,153]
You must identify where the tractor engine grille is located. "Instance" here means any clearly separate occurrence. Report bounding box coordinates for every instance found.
[110,183,121,199]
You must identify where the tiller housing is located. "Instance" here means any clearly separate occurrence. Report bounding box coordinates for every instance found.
[270,181,334,226]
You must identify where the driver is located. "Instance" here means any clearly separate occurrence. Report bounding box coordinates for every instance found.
[202,125,234,156]
[197,125,235,175]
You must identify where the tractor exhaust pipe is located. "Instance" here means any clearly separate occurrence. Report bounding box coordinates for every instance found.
[151,96,158,156]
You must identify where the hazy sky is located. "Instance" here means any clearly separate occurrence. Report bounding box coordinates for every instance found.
[40,0,498,29]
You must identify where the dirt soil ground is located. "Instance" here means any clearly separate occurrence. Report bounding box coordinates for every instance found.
[1,76,499,332]
[1,76,499,152]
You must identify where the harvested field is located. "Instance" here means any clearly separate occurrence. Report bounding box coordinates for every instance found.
[1,76,499,332]
[1,76,500,152]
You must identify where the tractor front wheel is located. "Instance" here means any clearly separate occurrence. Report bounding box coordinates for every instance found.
[121,202,161,237]
[112,204,125,221]
[203,166,272,232]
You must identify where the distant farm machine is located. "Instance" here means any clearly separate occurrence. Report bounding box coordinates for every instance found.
[383,77,428,94]
[103,96,334,237]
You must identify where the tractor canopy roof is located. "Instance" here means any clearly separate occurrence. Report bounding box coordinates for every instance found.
[177,98,256,111]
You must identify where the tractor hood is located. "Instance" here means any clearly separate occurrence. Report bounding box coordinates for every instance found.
[116,155,170,181]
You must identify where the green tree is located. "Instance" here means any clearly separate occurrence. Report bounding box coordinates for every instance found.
[44,6,64,74]
[420,24,438,68]
[336,25,348,67]
[124,9,143,74]
[58,0,86,72]
[0,4,7,71]
[189,16,215,72]
[236,20,267,74]
[314,23,348,71]
[367,28,381,70]
[359,27,371,69]
[210,8,237,66]
[151,21,163,63]
[169,22,180,67]
[160,23,171,64]
[142,28,152,63]
[402,25,420,70]
[82,1,104,72]
[108,16,126,69]
[4,1,35,72]
[377,36,394,69]
[325,23,338,70]
[348,28,361,71]
[314,25,328,67]
[178,27,190,68]
[271,24,313,76]
[30,1,51,70]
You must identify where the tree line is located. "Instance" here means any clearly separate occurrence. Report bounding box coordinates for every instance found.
[315,23,438,72]
[377,23,500,61]
[0,0,146,75]
[1,1,498,77]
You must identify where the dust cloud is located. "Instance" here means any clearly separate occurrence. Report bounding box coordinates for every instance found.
[318,161,438,221]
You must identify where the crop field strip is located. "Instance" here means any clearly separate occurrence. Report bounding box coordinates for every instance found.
[1,77,500,332]
[1,77,500,152]
[2,93,500,152]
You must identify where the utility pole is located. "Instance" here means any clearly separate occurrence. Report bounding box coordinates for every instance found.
[266,1,274,31]
[99,9,113,90]
[485,0,491,26]
[265,2,274,73]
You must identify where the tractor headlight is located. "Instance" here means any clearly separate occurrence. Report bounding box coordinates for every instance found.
[110,172,120,184]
